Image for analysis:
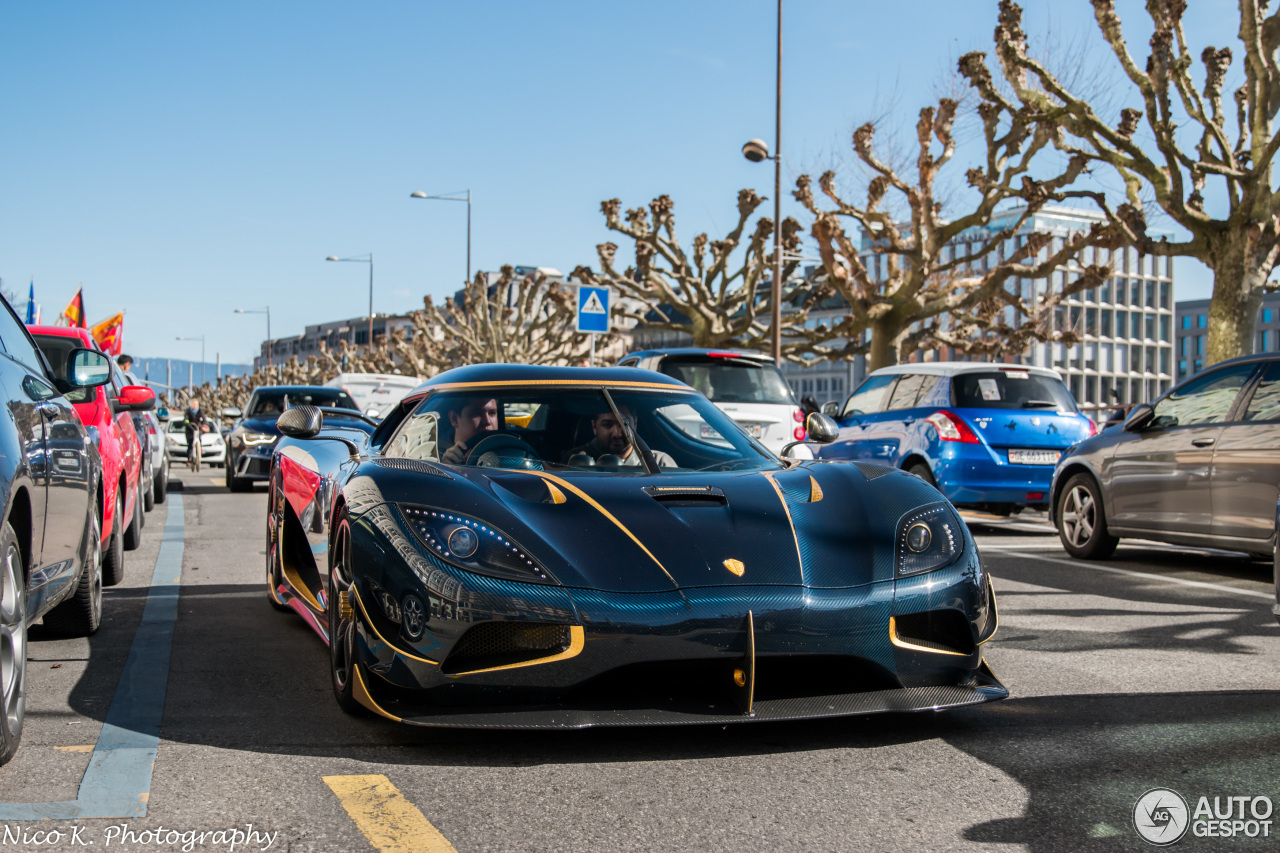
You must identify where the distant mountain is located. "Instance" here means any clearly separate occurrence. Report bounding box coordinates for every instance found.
[132,357,254,391]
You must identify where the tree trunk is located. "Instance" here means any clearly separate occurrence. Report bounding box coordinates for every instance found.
[1205,231,1269,367]
[867,317,902,371]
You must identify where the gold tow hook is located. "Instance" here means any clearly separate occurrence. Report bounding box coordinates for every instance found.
[337,590,354,621]
[730,610,756,716]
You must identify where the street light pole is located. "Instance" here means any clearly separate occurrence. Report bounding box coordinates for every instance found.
[326,254,375,348]
[410,190,472,283]
[234,307,271,369]
[175,336,206,385]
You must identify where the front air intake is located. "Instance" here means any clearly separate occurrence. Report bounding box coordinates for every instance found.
[442,622,573,675]
[892,610,975,656]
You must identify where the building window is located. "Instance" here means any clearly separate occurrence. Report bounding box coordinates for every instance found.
[1178,358,1187,378]
[1116,279,1128,305]
[1101,310,1112,337]
[1160,347,1170,375]
[1145,347,1156,373]
[1180,336,1188,357]
[1181,315,1191,329]
[1262,330,1271,351]
[1198,314,1207,328]
[1131,279,1142,306]
[1196,335,1204,355]
[1265,309,1273,323]
[1160,282,1170,309]
[1159,314,1170,341]
[1101,281,1112,303]
[1133,344,1144,371]
[1131,312,1142,339]
[1086,308,1098,335]
[1145,280,1155,307]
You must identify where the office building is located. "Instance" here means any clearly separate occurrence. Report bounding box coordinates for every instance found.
[1175,294,1280,380]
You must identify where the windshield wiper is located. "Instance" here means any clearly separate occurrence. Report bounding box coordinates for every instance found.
[1020,400,1059,408]
[602,389,659,474]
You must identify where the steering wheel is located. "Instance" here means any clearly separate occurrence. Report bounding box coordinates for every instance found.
[465,433,544,470]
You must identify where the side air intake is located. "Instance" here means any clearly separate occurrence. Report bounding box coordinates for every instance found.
[442,622,574,675]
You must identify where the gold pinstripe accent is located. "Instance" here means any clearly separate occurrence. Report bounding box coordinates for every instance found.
[281,559,325,613]
[509,470,680,588]
[545,481,567,504]
[351,663,403,721]
[445,626,585,677]
[888,616,969,657]
[809,476,823,502]
[761,472,804,578]
[351,587,439,666]
[429,379,696,392]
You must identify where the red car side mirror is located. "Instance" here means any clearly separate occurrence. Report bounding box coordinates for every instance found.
[116,385,157,411]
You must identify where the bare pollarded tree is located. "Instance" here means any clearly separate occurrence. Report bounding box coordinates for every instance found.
[796,90,1121,371]
[575,191,823,356]
[972,0,1280,364]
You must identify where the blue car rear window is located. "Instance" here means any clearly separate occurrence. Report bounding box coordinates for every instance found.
[952,371,1077,411]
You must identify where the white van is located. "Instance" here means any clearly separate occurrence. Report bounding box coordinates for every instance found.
[324,373,423,419]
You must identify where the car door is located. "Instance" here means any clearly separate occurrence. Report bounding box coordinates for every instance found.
[1104,361,1258,535]
[823,373,897,461]
[862,373,930,465]
[1208,359,1280,543]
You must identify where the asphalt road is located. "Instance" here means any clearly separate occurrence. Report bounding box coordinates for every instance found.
[1,474,1278,852]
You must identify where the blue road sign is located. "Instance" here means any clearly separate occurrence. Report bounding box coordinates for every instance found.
[577,286,610,334]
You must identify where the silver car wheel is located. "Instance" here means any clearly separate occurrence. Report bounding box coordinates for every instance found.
[1061,484,1096,547]
[0,538,25,742]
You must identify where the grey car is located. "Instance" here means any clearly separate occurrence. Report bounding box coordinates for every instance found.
[1050,353,1280,567]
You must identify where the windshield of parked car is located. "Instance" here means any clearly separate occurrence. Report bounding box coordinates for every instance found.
[31,334,94,403]
[248,388,358,418]
[657,357,796,406]
[384,387,782,474]
[952,371,1078,411]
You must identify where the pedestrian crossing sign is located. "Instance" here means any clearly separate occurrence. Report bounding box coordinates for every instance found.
[577,286,610,334]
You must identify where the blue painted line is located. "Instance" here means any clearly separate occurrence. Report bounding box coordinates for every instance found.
[311,542,328,555]
[0,494,184,819]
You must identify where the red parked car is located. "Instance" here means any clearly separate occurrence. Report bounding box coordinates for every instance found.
[27,326,155,584]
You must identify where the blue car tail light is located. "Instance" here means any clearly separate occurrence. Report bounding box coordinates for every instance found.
[397,504,556,584]
[925,411,979,444]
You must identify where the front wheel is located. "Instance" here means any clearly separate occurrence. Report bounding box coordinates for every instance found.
[154,458,168,504]
[102,490,125,586]
[1056,473,1119,559]
[43,494,102,637]
[226,457,250,492]
[122,480,143,551]
[0,521,27,766]
[328,515,366,717]
[265,475,289,613]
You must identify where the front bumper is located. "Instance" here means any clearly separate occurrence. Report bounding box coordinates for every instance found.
[231,443,276,480]
[344,513,1004,727]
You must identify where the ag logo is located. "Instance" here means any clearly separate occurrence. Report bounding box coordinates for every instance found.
[1134,788,1190,845]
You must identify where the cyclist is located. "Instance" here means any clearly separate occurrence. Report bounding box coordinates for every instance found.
[182,397,208,472]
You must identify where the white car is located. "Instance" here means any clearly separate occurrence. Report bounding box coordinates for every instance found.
[324,372,422,419]
[166,419,227,466]
[617,348,812,458]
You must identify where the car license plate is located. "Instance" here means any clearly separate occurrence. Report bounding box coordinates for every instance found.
[743,424,763,439]
[1008,448,1060,465]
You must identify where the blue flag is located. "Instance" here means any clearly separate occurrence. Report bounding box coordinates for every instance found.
[24,281,35,324]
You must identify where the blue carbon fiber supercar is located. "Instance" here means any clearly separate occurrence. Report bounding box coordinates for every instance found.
[264,363,1005,728]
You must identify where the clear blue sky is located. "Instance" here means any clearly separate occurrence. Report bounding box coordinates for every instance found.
[0,1,1231,364]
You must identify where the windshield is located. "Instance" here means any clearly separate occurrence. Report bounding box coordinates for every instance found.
[658,357,795,406]
[951,370,1078,411]
[32,335,94,403]
[384,387,782,474]
[248,388,358,418]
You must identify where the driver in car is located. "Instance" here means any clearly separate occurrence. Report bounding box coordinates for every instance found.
[442,397,499,465]
[566,404,674,468]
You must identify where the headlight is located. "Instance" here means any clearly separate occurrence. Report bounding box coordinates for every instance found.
[895,502,963,577]
[241,431,276,446]
[397,504,555,584]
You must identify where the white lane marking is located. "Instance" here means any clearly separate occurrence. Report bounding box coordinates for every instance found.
[984,547,1275,601]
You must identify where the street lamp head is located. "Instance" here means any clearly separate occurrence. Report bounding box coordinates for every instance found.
[325,255,339,261]
[234,309,245,314]
[742,138,770,163]
[409,191,427,198]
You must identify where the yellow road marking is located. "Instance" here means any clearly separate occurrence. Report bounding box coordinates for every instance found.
[208,477,223,486]
[53,745,94,753]
[324,774,458,853]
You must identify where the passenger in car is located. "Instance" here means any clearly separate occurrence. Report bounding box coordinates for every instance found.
[565,403,675,468]
[442,397,499,465]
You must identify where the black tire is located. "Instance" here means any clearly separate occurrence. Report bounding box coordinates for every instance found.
[154,458,168,504]
[43,494,103,637]
[102,490,125,587]
[907,460,937,487]
[137,478,147,529]
[1056,472,1119,560]
[143,459,155,512]
[227,461,250,492]
[0,521,27,766]
[122,480,143,551]
[265,475,290,613]
[329,515,366,716]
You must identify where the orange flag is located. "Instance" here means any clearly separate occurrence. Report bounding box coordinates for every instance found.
[59,288,86,329]
[90,312,124,356]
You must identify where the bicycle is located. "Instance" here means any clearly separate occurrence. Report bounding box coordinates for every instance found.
[188,422,206,473]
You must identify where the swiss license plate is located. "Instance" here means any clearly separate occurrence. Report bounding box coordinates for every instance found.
[742,423,764,439]
[1008,448,1060,465]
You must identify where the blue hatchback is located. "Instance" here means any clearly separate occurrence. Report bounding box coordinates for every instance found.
[817,363,1096,513]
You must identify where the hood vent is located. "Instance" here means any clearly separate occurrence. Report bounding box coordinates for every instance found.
[643,485,727,508]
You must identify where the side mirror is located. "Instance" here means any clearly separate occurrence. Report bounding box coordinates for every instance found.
[221,407,242,419]
[157,407,170,422]
[66,349,111,388]
[116,385,157,412]
[821,401,840,417]
[277,405,322,439]
[805,412,839,443]
[1124,403,1155,432]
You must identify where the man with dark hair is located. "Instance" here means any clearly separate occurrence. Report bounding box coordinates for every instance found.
[116,354,133,371]
[441,397,499,465]
[566,404,674,468]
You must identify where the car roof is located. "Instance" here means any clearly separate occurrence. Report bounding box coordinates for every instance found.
[866,361,1064,379]
[27,324,94,345]
[419,363,693,395]
[327,372,420,384]
[620,347,776,363]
